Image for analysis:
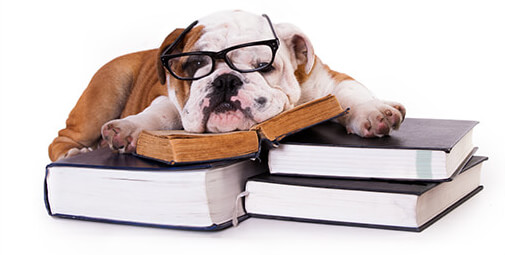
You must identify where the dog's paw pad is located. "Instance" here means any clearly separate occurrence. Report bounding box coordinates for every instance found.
[101,119,139,153]
[346,100,406,138]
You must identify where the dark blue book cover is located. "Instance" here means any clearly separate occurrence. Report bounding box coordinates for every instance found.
[45,148,263,231]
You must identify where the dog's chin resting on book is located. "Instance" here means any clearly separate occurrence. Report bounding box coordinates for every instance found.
[135,95,346,165]
[205,107,257,133]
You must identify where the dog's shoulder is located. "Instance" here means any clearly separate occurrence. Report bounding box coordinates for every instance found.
[100,49,158,75]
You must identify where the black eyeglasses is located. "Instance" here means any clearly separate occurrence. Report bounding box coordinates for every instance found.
[160,14,280,81]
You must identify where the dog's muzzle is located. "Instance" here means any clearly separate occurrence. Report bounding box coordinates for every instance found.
[209,73,244,112]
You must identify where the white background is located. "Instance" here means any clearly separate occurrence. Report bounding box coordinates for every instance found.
[1,0,504,254]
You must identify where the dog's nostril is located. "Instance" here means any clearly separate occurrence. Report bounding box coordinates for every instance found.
[255,97,267,106]
[212,74,243,93]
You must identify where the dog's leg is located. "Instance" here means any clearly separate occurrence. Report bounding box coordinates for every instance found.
[48,54,143,161]
[333,79,406,137]
[101,96,181,153]
[300,58,406,138]
[277,22,406,138]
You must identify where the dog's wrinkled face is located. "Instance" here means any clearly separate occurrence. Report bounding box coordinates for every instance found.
[159,11,314,133]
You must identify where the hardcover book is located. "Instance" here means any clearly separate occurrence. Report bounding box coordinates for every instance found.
[269,118,478,181]
[135,94,347,165]
[245,156,487,232]
[44,148,266,230]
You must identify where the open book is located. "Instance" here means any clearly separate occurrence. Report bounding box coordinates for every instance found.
[136,95,346,165]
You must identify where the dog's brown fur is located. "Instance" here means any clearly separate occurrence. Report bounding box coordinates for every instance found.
[48,29,187,161]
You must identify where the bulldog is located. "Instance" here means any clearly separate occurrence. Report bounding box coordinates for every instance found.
[48,10,406,161]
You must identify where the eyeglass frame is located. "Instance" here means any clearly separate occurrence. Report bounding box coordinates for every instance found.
[159,14,280,81]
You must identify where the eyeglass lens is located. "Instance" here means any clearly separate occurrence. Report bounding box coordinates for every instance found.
[168,55,213,80]
[168,44,274,79]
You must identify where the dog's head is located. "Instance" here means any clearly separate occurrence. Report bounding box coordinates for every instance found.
[157,10,314,133]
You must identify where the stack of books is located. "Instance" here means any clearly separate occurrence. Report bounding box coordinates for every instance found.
[245,118,486,232]
[44,95,487,232]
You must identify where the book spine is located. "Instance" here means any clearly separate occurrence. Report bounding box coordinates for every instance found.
[44,165,53,216]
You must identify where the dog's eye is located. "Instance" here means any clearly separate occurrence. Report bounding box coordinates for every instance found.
[256,62,275,73]
[182,56,211,78]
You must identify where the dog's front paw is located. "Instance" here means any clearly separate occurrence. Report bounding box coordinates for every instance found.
[345,100,406,138]
[101,119,141,153]
[62,147,93,160]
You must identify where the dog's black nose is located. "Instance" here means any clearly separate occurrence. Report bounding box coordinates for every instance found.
[212,74,243,95]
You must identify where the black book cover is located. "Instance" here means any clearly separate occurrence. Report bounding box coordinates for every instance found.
[251,156,487,195]
[47,147,214,171]
[281,118,478,152]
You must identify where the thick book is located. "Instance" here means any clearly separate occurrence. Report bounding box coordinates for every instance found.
[44,148,266,231]
[135,94,347,165]
[269,118,478,181]
[245,156,487,232]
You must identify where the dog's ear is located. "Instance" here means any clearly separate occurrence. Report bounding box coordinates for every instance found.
[275,23,315,74]
[157,28,184,85]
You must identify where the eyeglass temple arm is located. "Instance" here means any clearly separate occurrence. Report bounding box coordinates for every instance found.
[162,20,199,56]
[262,14,279,41]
